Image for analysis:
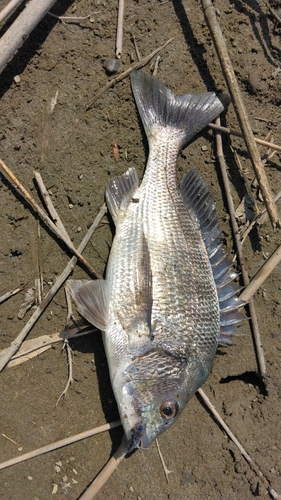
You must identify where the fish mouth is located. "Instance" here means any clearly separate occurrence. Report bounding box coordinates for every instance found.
[127,423,149,452]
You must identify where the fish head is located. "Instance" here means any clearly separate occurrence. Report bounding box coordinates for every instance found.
[113,347,209,451]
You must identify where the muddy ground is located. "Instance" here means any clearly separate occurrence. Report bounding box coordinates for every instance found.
[0,0,281,499]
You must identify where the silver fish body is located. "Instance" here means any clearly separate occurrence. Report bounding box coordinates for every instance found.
[67,70,244,451]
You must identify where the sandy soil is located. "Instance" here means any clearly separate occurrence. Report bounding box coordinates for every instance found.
[0,1,281,499]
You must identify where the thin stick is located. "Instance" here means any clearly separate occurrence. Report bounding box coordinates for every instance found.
[240,244,281,303]
[47,11,99,22]
[0,0,24,23]
[0,421,121,471]
[116,0,124,58]
[132,34,141,61]
[202,0,280,228]
[0,286,21,304]
[0,204,107,372]
[34,171,72,246]
[0,0,58,73]
[197,389,278,500]
[208,123,281,152]
[86,38,173,109]
[215,118,266,377]
[269,6,281,25]
[0,158,101,278]
[155,439,173,483]
[241,190,281,244]
[79,438,128,500]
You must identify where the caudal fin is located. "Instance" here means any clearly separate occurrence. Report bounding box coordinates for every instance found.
[131,70,229,147]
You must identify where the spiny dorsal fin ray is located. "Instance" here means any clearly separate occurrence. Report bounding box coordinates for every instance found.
[180,168,245,345]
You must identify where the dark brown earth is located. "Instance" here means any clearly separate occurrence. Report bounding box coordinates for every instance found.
[0,1,281,499]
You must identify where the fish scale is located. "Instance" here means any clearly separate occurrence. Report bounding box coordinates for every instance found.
[67,70,244,451]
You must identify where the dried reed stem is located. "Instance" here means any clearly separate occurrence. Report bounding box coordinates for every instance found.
[0,421,121,471]
[0,159,100,278]
[215,117,266,377]
[0,0,57,73]
[116,0,124,58]
[0,286,21,304]
[240,244,281,303]
[197,389,278,500]
[208,123,281,153]
[0,0,24,24]
[201,0,280,228]
[0,204,107,372]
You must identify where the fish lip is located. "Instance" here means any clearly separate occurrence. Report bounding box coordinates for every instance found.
[127,422,147,452]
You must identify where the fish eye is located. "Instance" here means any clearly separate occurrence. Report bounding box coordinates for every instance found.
[160,400,178,420]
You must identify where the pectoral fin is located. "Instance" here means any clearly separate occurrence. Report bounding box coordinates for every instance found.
[66,279,109,331]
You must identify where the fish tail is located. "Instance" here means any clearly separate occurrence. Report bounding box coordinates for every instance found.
[131,70,229,147]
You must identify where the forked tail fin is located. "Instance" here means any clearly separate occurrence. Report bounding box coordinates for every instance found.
[131,70,229,147]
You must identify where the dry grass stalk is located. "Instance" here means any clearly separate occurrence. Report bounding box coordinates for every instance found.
[0,421,121,471]
[34,171,72,246]
[202,0,280,228]
[214,117,266,377]
[0,158,101,278]
[86,38,173,109]
[116,0,125,58]
[209,123,281,153]
[0,286,21,304]
[240,244,281,303]
[0,204,107,372]
[197,389,278,499]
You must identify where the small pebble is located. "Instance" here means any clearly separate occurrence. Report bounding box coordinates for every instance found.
[14,75,21,84]
[103,58,121,75]
[69,203,74,209]
[201,145,208,152]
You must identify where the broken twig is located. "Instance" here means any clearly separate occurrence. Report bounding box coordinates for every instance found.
[0,286,21,304]
[86,38,173,109]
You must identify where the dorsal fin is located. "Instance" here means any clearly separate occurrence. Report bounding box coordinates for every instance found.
[180,168,245,344]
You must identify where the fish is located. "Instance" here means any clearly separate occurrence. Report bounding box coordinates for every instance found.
[66,70,244,452]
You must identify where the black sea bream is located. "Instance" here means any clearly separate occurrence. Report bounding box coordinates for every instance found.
[67,70,244,451]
